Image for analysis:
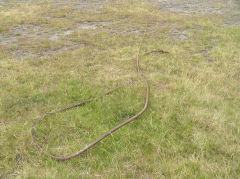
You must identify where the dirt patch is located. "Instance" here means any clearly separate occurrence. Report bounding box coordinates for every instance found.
[0,0,115,60]
[223,0,240,26]
[157,0,223,14]
[0,24,87,60]
[1,0,239,60]
[170,28,191,41]
[0,23,93,60]
[155,0,240,26]
[0,17,143,60]
[52,0,106,12]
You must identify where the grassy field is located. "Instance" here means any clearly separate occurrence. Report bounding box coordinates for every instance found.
[0,0,240,178]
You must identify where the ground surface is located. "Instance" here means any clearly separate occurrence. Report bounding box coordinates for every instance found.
[0,0,240,178]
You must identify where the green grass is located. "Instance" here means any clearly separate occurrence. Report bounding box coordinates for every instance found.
[0,0,240,178]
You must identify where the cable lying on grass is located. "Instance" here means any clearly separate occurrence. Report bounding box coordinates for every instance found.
[32,49,169,161]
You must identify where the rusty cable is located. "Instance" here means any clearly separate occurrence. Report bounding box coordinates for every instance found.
[31,49,168,161]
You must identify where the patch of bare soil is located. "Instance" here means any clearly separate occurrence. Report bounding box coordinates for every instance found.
[1,0,239,60]
[148,0,240,47]
[155,0,240,26]
[0,0,146,60]
[0,0,108,60]
[0,24,80,60]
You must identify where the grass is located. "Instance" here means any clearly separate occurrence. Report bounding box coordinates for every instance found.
[0,0,240,178]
